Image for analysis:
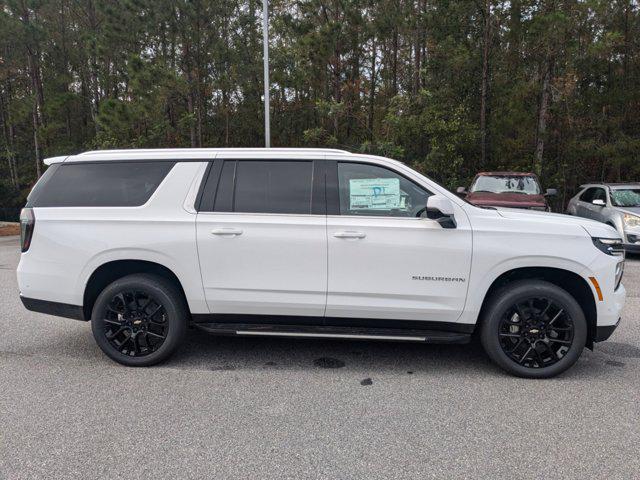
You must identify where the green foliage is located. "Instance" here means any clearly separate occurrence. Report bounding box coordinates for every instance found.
[1,0,640,219]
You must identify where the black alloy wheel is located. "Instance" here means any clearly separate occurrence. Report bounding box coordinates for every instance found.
[102,290,168,357]
[480,280,587,378]
[498,297,574,369]
[91,274,187,366]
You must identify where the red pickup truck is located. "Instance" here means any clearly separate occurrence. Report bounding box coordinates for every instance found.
[457,172,557,211]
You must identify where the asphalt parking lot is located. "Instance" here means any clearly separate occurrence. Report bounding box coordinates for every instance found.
[1,235,639,479]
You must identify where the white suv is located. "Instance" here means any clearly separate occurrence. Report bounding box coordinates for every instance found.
[17,148,626,377]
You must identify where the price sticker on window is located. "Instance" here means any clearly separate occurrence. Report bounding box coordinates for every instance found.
[349,178,400,210]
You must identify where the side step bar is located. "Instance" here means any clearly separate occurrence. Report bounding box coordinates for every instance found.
[192,323,471,344]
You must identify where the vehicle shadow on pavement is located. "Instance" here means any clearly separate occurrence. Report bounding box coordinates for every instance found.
[5,312,631,381]
[150,328,624,380]
[2,311,631,380]
[171,329,491,373]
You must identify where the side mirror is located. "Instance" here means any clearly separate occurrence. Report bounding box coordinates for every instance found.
[592,199,605,207]
[426,196,456,229]
[456,186,467,196]
[545,188,557,196]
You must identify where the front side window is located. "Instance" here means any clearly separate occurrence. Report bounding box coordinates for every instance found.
[592,188,607,203]
[27,161,175,207]
[337,162,431,217]
[579,188,596,203]
[470,175,541,195]
[215,160,313,214]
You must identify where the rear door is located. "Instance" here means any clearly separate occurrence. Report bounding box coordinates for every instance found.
[195,157,327,317]
[324,159,472,325]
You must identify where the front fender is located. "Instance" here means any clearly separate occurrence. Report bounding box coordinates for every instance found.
[457,254,594,325]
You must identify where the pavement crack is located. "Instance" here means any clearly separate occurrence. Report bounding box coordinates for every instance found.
[0,350,35,359]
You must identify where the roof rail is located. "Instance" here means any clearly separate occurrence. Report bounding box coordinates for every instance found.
[77,147,352,156]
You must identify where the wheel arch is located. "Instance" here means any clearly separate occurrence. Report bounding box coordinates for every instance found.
[83,260,191,321]
[476,267,597,349]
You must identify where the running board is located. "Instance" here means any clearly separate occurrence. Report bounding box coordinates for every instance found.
[192,323,471,344]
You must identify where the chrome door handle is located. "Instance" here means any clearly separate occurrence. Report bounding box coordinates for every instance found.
[333,231,366,239]
[211,228,243,236]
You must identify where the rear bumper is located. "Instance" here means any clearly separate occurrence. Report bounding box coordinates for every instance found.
[595,317,621,342]
[20,295,86,321]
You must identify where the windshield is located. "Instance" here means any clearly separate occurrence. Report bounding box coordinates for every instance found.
[611,189,640,207]
[470,175,541,195]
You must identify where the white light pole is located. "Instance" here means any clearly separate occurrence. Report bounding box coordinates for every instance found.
[262,0,271,148]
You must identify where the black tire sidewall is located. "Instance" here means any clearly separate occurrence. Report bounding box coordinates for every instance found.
[91,274,187,367]
[480,280,587,378]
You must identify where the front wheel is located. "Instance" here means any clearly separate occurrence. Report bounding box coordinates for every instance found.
[480,280,587,378]
[91,274,188,366]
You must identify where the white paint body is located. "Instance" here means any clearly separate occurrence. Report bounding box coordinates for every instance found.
[18,148,625,330]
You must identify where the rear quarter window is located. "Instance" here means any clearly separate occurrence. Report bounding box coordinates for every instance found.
[27,161,175,207]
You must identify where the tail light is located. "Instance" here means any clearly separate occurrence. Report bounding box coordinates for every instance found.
[20,208,35,252]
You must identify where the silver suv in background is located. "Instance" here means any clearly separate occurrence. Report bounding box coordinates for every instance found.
[566,183,640,252]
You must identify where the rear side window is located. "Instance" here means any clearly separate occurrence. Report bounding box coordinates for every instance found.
[28,161,175,207]
[214,160,313,214]
[579,187,606,203]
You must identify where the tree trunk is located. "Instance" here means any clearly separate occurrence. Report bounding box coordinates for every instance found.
[32,108,41,178]
[187,85,197,148]
[182,32,197,148]
[508,0,522,66]
[333,42,341,140]
[392,25,398,96]
[0,87,19,189]
[21,2,46,172]
[194,7,203,148]
[413,1,423,95]
[86,0,100,131]
[368,40,377,140]
[534,58,552,172]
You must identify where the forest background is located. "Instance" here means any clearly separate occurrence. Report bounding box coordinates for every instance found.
[1,0,639,219]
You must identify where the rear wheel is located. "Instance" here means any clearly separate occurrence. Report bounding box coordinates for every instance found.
[480,280,587,378]
[91,274,187,366]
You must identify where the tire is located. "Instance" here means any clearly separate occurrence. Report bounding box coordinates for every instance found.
[91,273,188,367]
[480,280,587,378]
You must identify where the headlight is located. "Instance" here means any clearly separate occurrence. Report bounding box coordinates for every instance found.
[623,213,640,228]
[592,237,624,257]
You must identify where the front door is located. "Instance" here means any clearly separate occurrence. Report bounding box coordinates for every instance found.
[580,187,607,220]
[196,159,327,317]
[325,161,472,325]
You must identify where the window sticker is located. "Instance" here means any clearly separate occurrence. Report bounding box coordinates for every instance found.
[349,178,400,210]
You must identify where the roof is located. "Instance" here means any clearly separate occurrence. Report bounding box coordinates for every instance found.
[579,182,640,189]
[44,148,353,165]
[475,171,537,176]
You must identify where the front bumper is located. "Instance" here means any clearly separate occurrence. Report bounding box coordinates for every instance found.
[595,317,621,342]
[623,228,640,252]
[623,242,640,253]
